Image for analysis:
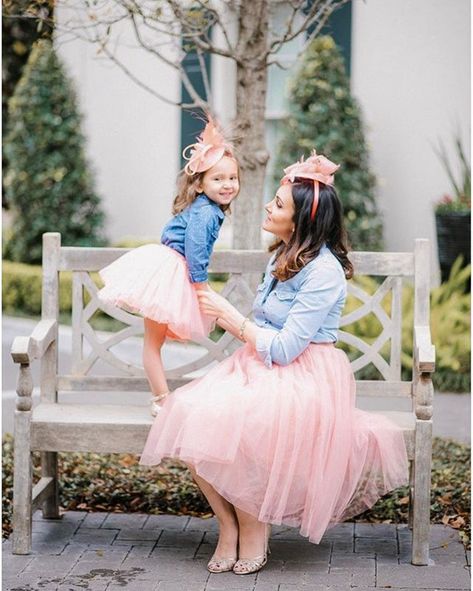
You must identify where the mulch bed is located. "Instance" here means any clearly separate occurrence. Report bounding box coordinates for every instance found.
[2,435,469,547]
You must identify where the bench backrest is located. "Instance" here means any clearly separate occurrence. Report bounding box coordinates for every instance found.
[41,233,430,402]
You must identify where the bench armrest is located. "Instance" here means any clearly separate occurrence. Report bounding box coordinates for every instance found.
[413,325,435,374]
[11,319,57,365]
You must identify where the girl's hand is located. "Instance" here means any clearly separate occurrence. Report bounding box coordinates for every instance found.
[196,289,233,318]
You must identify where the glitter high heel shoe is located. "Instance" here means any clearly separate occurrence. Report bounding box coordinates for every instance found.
[207,554,238,573]
[233,523,271,575]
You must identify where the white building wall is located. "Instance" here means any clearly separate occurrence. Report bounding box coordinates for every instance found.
[54,6,181,243]
[54,1,470,272]
[351,0,470,279]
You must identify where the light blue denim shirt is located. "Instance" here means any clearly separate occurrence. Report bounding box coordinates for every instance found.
[161,194,225,283]
[253,244,347,368]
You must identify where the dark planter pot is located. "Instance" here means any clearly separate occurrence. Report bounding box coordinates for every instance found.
[435,212,471,283]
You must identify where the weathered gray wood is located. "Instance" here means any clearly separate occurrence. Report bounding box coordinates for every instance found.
[11,320,57,365]
[414,326,436,374]
[356,380,411,397]
[12,235,434,560]
[413,374,434,421]
[412,419,432,565]
[408,460,414,530]
[57,376,413,398]
[41,233,60,403]
[72,273,84,373]
[57,375,196,392]
[12,410,33,555]
[349,251,414,276]
[29,403,415,458]
[59,247,415,276]
[390,277,402,380]
[40,452,60,519]
[60,247,271,273]
[31,403,153,454]
[31,477,55,512]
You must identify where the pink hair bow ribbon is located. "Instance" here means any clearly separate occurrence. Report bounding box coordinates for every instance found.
[281,150,340,220]
[182,115,234,176]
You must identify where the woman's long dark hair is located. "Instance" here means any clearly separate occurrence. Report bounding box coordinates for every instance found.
[270,178,353,280]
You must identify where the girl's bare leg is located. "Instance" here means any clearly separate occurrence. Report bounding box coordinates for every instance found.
[187,465,239,558]
[143,318,168,395]
[234,506,267,559]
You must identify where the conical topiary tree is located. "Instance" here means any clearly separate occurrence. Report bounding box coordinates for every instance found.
[4,39,106,264]
[274,35,383,251]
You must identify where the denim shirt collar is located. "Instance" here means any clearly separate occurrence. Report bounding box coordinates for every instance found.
[196,193,225,221]
[270,242,330,273]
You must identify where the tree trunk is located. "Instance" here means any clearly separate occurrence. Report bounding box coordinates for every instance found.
[233,0,270,250]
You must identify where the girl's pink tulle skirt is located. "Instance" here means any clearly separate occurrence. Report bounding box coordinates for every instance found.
[140,342,409,544]
[97,244,214,341]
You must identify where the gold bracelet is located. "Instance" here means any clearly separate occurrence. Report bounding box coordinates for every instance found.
[239,317,249,341]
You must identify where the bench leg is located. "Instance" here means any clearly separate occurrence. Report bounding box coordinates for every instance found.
[411,419,432,566]
[12,410,33,555]
[408,459,414,530]
[41,452,61,519]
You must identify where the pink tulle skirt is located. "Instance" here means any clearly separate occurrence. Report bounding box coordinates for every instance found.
[97,244,214,341]
[140,342,409,543]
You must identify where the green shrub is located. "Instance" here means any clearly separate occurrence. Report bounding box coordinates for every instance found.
[2,434,469,547]
[3,260,72,316]
[4,39,106,264]
[340,259,470,391]
[273,36,383,250]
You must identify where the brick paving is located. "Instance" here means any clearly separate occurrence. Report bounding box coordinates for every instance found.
[2,512,470,590]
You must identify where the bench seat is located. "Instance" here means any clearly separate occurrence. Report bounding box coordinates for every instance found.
[30,401,416,459]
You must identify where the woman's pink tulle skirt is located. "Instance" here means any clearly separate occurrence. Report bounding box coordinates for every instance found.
[97,244,214,341]
[140,342,409,543]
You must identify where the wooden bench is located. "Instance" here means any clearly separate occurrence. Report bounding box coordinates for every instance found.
[10,232,435,564]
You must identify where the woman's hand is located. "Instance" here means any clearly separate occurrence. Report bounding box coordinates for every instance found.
[196,288,235,319]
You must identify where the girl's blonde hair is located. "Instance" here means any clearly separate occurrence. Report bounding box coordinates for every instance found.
[172,149,239,215]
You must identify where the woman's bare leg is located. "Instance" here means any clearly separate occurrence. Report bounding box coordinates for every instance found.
[187,465,239,558]
[143,318,168,395]
[234,507,267,559]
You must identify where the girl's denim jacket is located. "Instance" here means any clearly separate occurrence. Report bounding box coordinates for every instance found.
[253,244,347,368]
[161,194,225,283]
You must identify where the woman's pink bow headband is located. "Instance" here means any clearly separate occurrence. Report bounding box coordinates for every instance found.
[182,115,234,176]
[280,150,340,220]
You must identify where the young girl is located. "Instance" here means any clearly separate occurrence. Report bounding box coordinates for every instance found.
[98,116,240,415]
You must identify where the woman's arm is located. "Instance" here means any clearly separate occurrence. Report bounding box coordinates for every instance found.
[197,261,344,368]
[196,289,260,346]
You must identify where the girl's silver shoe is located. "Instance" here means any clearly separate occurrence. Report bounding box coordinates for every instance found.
[150,391,169,416]
[207,555,237,573]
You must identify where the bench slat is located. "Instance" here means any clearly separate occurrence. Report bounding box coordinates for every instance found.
[30,403,415,458]
[57,376,412,397]
[59,247,415,276]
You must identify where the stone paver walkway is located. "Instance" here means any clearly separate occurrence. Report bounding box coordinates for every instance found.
[2,512,470,590]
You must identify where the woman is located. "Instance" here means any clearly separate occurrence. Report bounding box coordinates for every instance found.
[140,150,409,576]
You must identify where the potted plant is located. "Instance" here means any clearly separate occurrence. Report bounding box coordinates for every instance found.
[434,134,471,283]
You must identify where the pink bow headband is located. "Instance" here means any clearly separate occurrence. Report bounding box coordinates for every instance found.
[280,150,340,220]
[182,115,234,176]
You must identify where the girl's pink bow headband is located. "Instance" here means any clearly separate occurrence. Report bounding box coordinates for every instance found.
[280,150,340,220]
[182,115,234,176]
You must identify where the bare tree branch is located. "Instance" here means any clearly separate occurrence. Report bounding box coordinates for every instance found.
[196,47,212,109]
[267,0,350,58]
[166,0,240,62]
